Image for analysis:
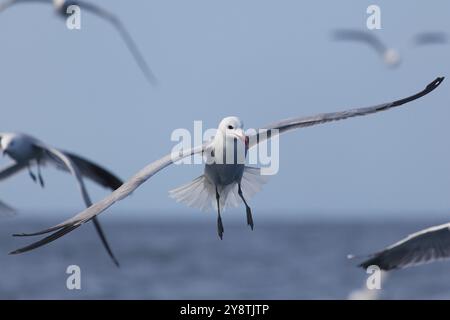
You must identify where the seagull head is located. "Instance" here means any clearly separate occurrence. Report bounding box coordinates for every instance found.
[1,134,16,157]
[0,134,28,159]
[218,116,247,145]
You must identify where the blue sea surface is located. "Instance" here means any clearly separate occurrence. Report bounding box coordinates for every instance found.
[1,214,450,299]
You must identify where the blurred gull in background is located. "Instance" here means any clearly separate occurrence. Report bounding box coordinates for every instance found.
[358,221,450,271]
[0,132,123,266]
[333,29,402,68]
[333,29,449,68]
[0,0,158,86]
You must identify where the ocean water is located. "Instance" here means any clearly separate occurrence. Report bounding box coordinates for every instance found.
[1,214,450,300]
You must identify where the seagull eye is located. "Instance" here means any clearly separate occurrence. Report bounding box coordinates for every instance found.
[227,125,234,130]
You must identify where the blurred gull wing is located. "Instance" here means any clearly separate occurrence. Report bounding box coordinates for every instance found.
[10,143,209,254]
[359,222,450,270]
[413,32,449,46]
[33,141,92,205]
[333,29,387,55]
[75,0,158,86]
[0,0,50,12]
[0,162,28,181]
[249,77,444,149]
[59,151,123,190]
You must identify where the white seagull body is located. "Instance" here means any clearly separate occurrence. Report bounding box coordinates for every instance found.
[0,0,157,86]
[9,77,444,254]
[169,116,268,238]
[0,132,123,266]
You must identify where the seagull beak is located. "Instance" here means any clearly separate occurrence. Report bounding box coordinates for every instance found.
[232,129,247,145]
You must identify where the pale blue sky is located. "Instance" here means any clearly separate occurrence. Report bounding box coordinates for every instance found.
[0,0,449,219]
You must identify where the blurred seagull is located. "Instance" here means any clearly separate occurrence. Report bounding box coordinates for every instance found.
[413,32,449,46]
[333,29,401,68]
[0,132,123,266]
[0,0,157,86]
[358,221,450,271]
[9,76,444,253]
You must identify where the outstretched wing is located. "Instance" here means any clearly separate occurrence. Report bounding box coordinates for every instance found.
[249,77,444,148]
[359,222,450,270]
[10,143,209,254]
[76,0,158,86]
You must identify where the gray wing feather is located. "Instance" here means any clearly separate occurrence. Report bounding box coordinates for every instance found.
[333,29,387,55]
[359,223,450,270]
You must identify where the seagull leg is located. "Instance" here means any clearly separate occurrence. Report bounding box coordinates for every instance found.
[28,165,37,184]
[216,186,224,240]
[36,158,45,188]
[238,184,254,230]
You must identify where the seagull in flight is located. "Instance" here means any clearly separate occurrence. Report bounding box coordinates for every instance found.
[0,0,157,86]
[9,77,444,254]
[333,29,449,68]
[333,29,401,68]
[0,132,123,266]
[358,221,450,271]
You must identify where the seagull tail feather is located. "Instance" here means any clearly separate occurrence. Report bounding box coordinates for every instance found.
[169,167,268,212]
[169,175,215,212]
